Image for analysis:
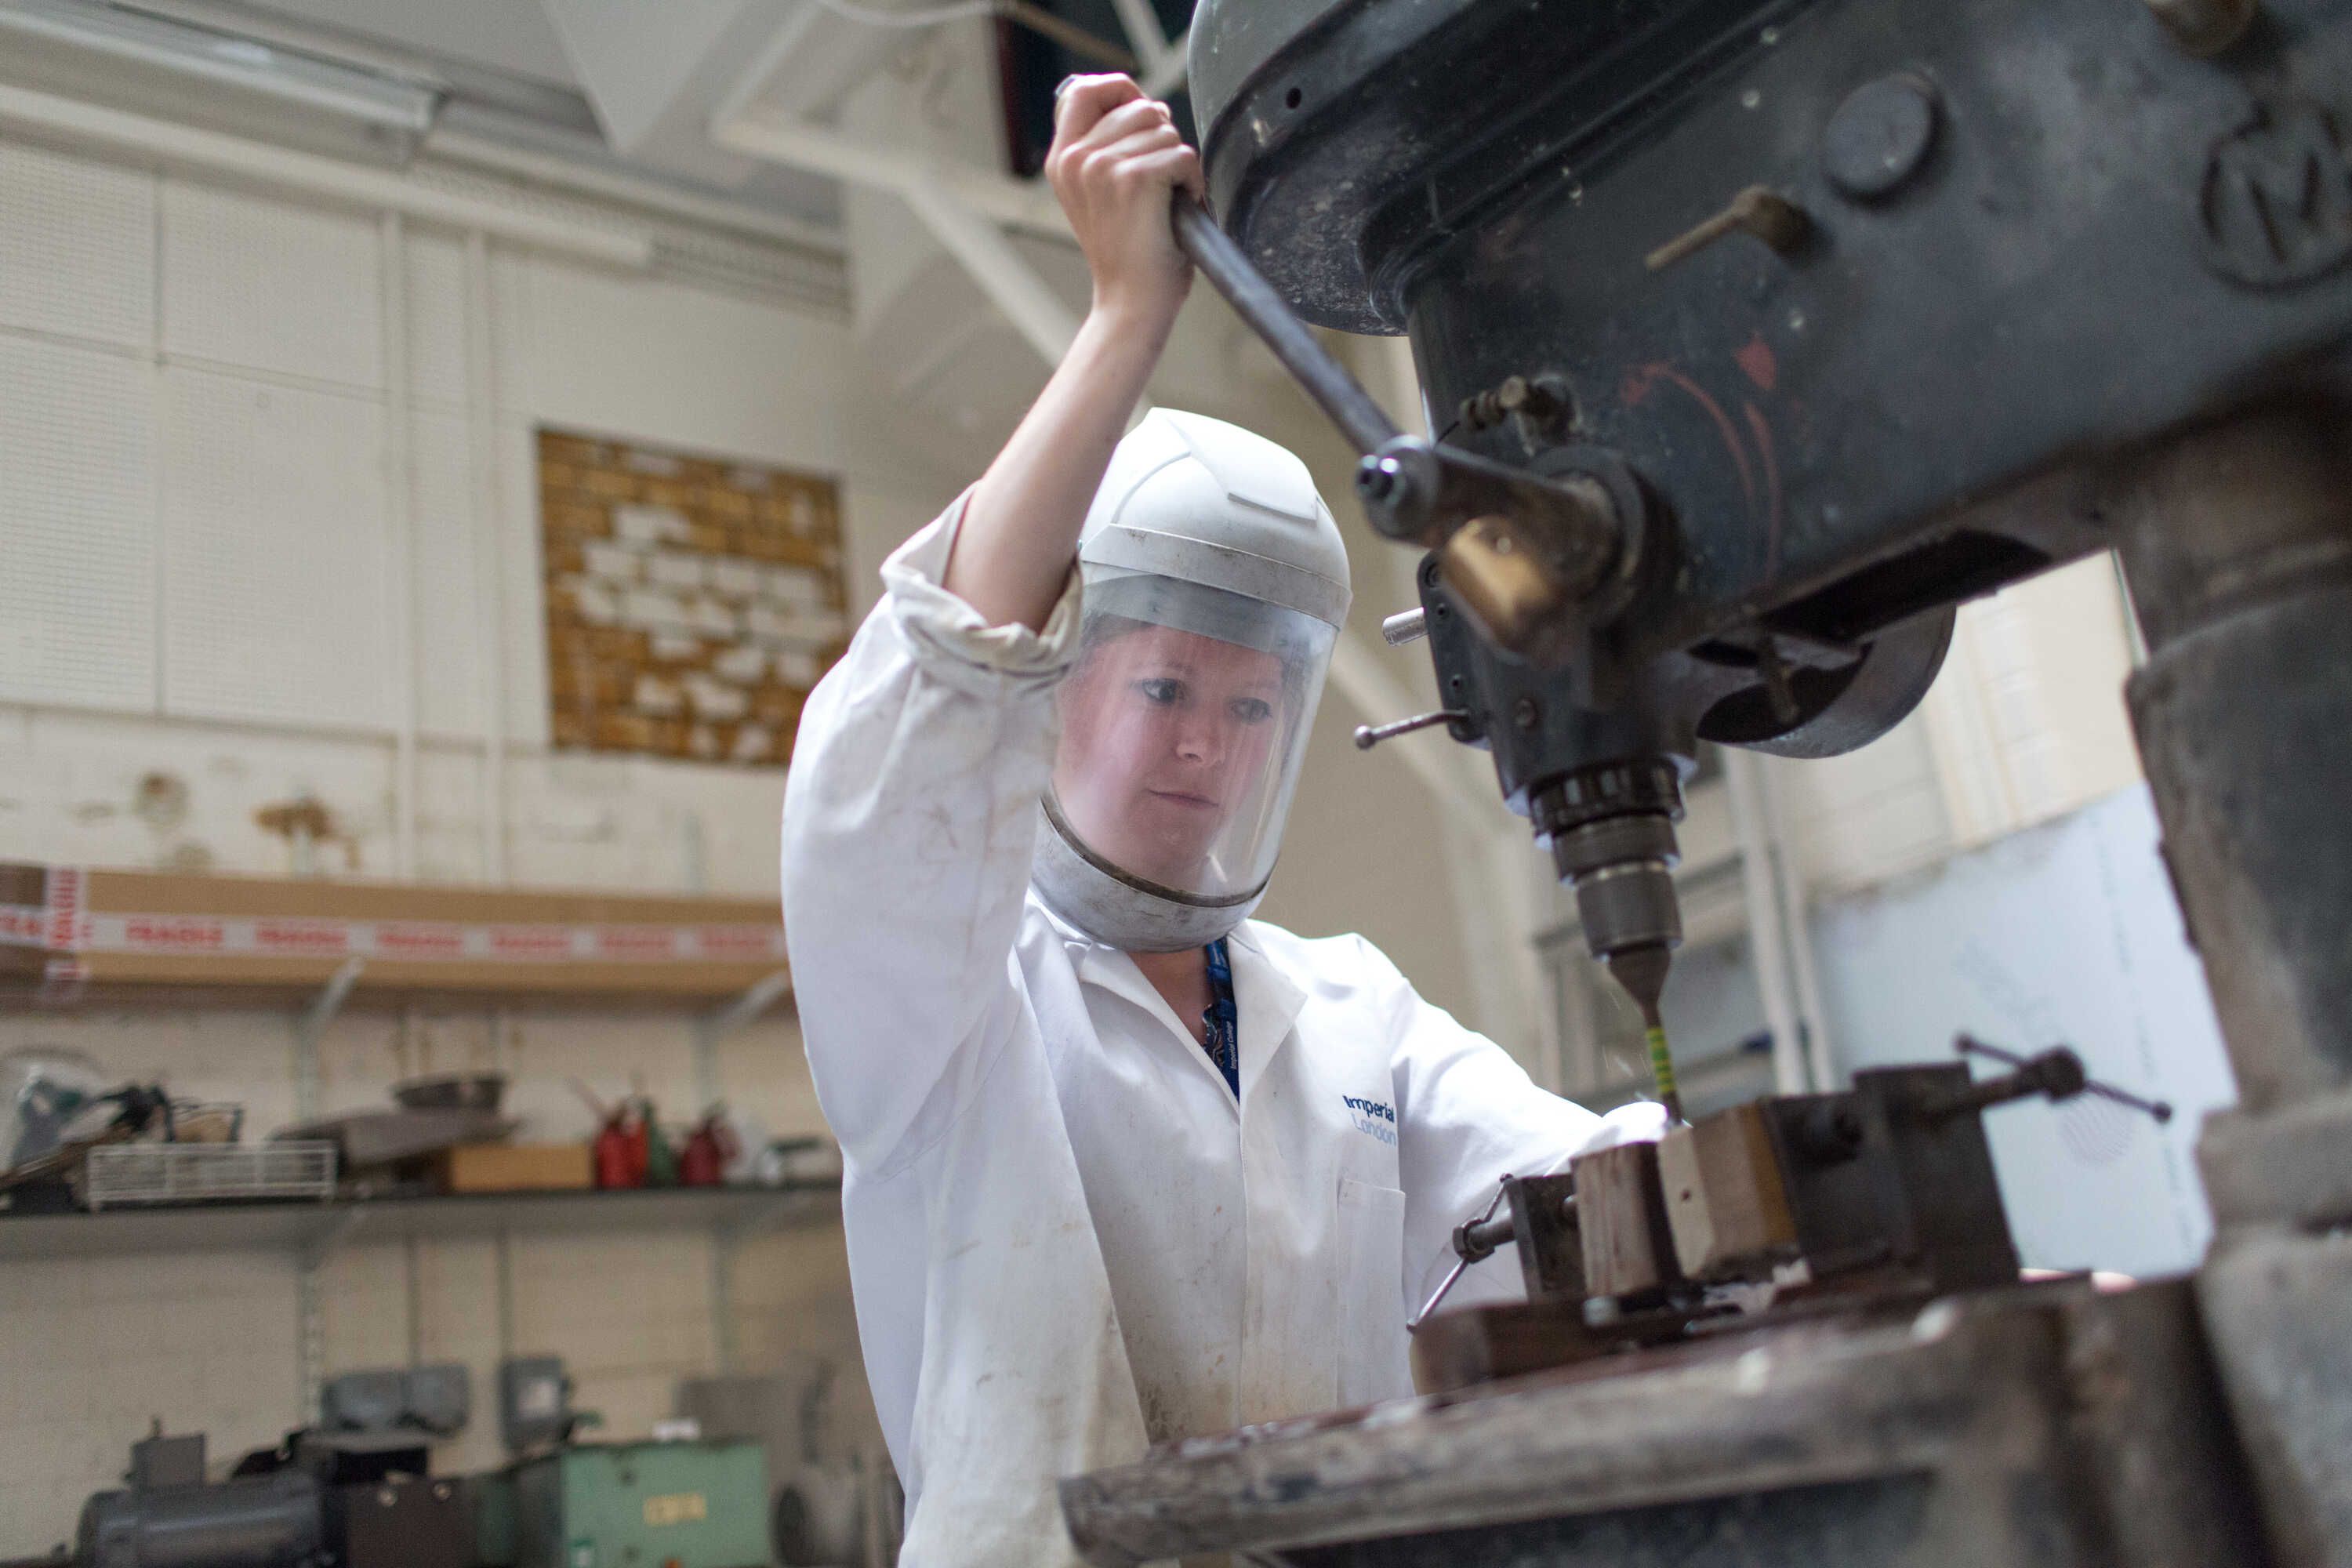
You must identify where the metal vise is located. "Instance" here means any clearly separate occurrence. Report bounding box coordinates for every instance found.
[1407,1046,2166,1390]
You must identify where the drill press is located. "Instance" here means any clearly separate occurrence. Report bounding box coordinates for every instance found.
[1062,0,2352,1561]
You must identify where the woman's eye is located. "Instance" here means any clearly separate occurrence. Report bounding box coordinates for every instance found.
[1229,697,1274,724]
[1137,678,1185,705]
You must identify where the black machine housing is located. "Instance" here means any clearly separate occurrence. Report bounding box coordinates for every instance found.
[1190,0,2352,804]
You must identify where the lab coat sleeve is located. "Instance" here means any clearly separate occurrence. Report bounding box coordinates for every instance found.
[1370,935,1669,1315]
[780,495,1083,1176]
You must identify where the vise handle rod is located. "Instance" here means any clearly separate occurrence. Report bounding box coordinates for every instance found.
[1951,1034,2174,1123]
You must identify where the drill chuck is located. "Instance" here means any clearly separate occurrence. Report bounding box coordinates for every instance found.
[1552,812,1684,962]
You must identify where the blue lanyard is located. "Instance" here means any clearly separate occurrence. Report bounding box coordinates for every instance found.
[1200,938,1240,1098]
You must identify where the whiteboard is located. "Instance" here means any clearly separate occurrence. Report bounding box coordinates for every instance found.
[1814,785,2239,1277]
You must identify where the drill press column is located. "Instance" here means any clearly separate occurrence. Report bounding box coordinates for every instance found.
[2117,402,2352,1129]
[2115,399,2352,1568]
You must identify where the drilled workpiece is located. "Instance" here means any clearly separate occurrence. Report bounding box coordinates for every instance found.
[1660,1103,1796,1281]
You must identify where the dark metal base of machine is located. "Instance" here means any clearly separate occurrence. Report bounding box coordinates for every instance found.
[1061,1279,2266,1568]
[2198,1228,2352,1568]
[1272,1478,1940,1568]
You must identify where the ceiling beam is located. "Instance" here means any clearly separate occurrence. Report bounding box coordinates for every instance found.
[898,176,1081,361]
[711,107,1069,237]
[0,80,651,267]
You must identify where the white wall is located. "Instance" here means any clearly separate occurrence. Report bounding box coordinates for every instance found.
[1817,784,2237,1276]
[1767,553,2143,898]
[0,127,889,1555]
[0,126,888,893]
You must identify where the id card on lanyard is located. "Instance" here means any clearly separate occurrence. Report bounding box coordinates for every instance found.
[1201,937,1240,1098]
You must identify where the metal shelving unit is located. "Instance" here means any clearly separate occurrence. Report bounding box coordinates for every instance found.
[1,865,820,1417]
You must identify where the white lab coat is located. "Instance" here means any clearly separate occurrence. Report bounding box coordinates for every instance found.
[780,499,1653,1566]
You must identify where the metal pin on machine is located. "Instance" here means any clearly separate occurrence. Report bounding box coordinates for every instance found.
[1352,709,1468,750]
[1381,607,1428,645]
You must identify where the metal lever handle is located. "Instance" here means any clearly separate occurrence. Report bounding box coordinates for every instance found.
[1171,194,1401,457]
[1953,1034,2174,1123]
[1354,710,1468,750]
[1645,186,1811,273]
[1410,1178,1514,1330]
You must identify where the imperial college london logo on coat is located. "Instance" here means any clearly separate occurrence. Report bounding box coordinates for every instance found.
[1343,1094,1397,1145]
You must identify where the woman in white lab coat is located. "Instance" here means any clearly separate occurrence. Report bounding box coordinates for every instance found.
[779,74,1657,1567]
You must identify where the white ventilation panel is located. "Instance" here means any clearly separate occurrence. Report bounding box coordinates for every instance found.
[411,407,485,739]
[405,230,468,408]
[161,180,381,389]
[0,140,154,349]
[0,336,157,712]
[160,366,390,729]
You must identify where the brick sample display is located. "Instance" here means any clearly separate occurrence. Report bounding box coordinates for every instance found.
[538,430,847,766]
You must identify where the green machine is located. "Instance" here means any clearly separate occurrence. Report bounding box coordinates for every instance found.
[475,1440,770,1568]
[468,1357,771,1568]
[517,1441,768,1568]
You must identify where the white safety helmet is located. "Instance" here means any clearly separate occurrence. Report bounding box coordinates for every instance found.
[1033,408,1352,952]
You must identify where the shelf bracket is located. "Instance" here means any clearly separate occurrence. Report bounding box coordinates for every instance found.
[294,1204,369,1424]
[711,1230,739,1376]
[691,969,791,1111]
[292,957,367,1122]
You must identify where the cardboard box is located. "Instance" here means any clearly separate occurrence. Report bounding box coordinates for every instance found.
[436,1143,595,1194]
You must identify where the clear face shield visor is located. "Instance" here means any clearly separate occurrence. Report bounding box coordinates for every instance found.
[1048,567,1337,909]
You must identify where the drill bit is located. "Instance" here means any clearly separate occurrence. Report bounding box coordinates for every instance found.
[1604,943,1684,1123]
[1642,1017,1683,1124]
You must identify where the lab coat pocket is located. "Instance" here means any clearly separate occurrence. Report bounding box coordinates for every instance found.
[1336,1174,1411,1409]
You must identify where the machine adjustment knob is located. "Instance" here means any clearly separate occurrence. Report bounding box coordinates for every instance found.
[1822,75,1941,201]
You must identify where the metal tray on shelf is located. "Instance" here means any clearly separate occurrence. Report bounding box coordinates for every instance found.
[84,1140,337,1209]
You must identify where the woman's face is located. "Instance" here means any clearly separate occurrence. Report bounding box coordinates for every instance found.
[1054,623,1287,892]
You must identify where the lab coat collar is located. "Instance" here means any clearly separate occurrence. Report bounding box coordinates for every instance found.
[1044,902,1307,1110]
[1040,903,1211,1089]
[1224,924,1307,1105]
